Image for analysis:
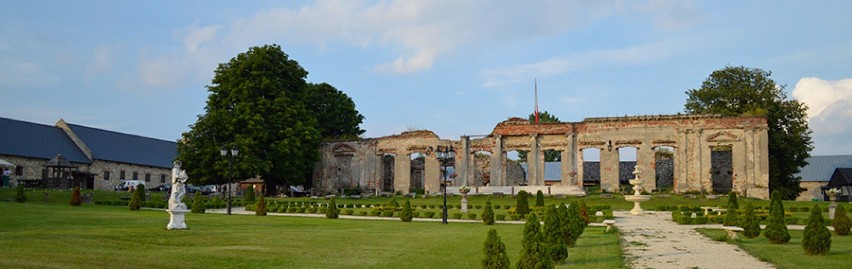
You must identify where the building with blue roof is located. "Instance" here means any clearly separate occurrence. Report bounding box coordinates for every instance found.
[795,155,852,201]
[0,117,177,190]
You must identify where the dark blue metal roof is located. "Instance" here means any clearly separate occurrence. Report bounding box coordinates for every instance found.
[66,123,177,169]
[0,117,91,164]
[796,155,852,182]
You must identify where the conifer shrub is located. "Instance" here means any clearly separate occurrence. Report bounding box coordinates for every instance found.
[136,184,146,202]
[326,197,339,219]
[128,187,142,211]
[191,192,206,213]
[70,186,82,206]
[400,200,413,222]
[723,208,739,226]
[14,185,26,203]
[726,192,739,209]
[516,190,530,216]
[741,203,760,238]
[255,194,267,216]
[543,205,568,264]
[244,185,256,204]
[482,228,510,269]
[565,202,585,247]
[802,205,831,255]
[517,214,553,269]
[382,210,395,217]
[764,190,791,244]
[832,204,851,235]
[535,190,545,207]
[482,200,495,225]
[422,211,436,218]
[388,198,399,208]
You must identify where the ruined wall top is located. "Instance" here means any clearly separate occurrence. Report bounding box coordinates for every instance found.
[490,114,767,137]
[377,130,440,140]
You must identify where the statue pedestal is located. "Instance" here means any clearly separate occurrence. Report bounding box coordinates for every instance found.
[167,208,190,230]
[461,194,469,213]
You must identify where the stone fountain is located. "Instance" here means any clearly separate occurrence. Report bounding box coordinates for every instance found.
[624,165,651,216]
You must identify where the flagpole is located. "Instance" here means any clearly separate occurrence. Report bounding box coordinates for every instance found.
[534,79,539,124]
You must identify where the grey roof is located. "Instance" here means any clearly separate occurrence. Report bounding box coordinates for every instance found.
[66,123,177,168]
[796,155,852,182]
[0,117,91,164]
[520,162,563,181]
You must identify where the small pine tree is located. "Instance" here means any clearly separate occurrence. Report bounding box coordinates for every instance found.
[191,192,206,213]
[128,187,142,211]
[388,198,399,208]
[70,186,82,206]
[832,204,851,236]
[726,192,739,210]
[326,197,339,219]
[14,185,26,203]
[400,200,413,222]
[482,228,510,269]
[802,205,831,255]
[244,185,256,204]
[565,201,586,247]
[741,203,760,238]
[136,184,146,202]
[578,201,590,226]
[516,190,530,217]
[482,200,495,225]
[255,194,267,216]
[723,207,739,226]
[556,203,571,245]
[764,190,791,244]
[517,214,553,269]
[543,205,568,264]
[535,190,545,207]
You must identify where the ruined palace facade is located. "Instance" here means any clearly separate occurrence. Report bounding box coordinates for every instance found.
[313,114,770,199]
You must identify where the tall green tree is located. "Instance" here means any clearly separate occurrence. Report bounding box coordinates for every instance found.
[305,83,365,140]
[520,111,561,162]
[177,45,323,195]
[685,66,812,200]
[764,190,791,243]
[482,228,510,269]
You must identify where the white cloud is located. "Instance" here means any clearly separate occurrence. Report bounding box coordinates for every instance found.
[792,77,852,154]
[86,46,113,76]
[179,24,220,54]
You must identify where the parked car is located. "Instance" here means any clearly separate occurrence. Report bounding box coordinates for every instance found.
[148,183,171,192]
[114,180,146,191]
[199,185,217,195]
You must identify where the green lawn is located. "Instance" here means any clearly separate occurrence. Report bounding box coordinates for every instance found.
[0,201,623,269]
[696,228,852,269]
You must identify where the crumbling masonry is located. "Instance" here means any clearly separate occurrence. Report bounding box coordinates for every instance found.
[313,114,770,199]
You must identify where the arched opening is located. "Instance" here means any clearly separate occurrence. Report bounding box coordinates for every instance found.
[381,154,395,192]
[618,147,637,186]
[582,148,601,188]
[506,150,527,185]
[410,152,426,193]
[711,145,733,193]
[654,146,675,191]
[543,149,562,185]
[472,151,491,186]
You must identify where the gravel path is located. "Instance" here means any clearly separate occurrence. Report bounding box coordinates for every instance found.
[615,211,775,269]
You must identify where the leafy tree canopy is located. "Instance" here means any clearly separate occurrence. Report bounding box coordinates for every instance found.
[684,66,812,199]
[520,111,561,162]
[178,44,364,194]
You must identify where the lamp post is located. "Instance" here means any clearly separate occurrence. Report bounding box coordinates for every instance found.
[435,145,455,224]
[220,146,239,215]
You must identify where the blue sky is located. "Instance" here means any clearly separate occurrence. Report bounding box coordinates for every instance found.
[2,0,851,156]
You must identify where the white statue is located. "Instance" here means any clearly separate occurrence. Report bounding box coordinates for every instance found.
[168,161,189,210]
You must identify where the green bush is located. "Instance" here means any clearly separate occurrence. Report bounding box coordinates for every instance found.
[326,198,339,219]
[517,214,552,269]
[341,209,353,215]
[740,203,760,238]
[14,185,26,202]
[128,187,142,211]
[422,211,436,218]
[411,211,420,218]
[542,205,567,264]
[516,190,530,216]
[387,198,399,208]
[482,200,495,225]
[482,228,511,269]
[726,192,739,209]
[510,214,522,221]
[381,210,395,217]
[400,200,413,222]
[535,190,545,207]
[255,195,267,216]
[244,185,256,204]
[802,205,831,255]
[70,186,82,206]
[191,193,206,213]
[277,206,286,213]
[764,190,791,244]
[467,213,477,220]
[496,214,506,221]
[694,216,709,224]
[494,205,502,209]
[832,204,851,235]
[368,210,381,216]
[452,212,463,219]
[306,207,317,213]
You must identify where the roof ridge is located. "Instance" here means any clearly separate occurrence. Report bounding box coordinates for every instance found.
[65,122,176,143]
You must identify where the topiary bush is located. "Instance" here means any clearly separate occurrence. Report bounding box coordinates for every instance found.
[764,190,791,244]
[244,185,256,204]
[14,185,26,202]
[326,197,339,219]
[70,186,82,206]
[482,200,495,225]
[136,184,146,202]
[191,192,206,213]
[543,205,568,264]
[400,200,413,222]
[832,204,851,236]
[482,228,510,269]
[128,187,142,211]
[726,192,739,210]
[565,201,585,247]
[254,194,267,216]
[496,214,506,221]
[381,210,395,217]
[740,203,760,238]
[452,212,463,219]
[535,190,545,207]
[422,211,436,218]
[516,190,530,217]
[802,205,831,255]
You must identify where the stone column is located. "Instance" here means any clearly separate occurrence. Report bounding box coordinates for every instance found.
[394,153,411,193]
[600,144,620,192]
[562,133,577,186]
[528,134,541,185]
[577,147,585,189]
[424,155,440,194]
[460,136,471,186]
[637,145,655,192]
[490,135,504,186]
